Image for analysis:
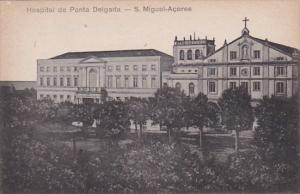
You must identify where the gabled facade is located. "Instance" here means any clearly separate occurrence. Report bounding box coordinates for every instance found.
[163,22,299,101]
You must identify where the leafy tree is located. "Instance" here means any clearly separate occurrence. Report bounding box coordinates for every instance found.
[71,104,94,126]
[127,97,149,140]
[150,87,185,143]
[218,87,254,152]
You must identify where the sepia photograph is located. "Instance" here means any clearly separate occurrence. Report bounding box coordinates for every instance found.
[0,0,299,193]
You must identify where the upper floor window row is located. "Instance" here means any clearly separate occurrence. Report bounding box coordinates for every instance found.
[107,64,157,71]
[229,50,261,60]
[179,49,203,60]
[39,66,79,73]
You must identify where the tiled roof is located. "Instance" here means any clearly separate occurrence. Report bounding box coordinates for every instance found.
[50,49,173,59]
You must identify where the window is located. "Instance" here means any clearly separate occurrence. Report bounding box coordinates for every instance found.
[133,76,138,88]
[142,76,147,88]
[208,59,216,63]
[125,65,129,71]
[151,64,156,71]
[208,68,216,76]
[276,82,285,94]
[116,76,121,88]
[40,77,44,86]
[208,81,216,93]
[253,67,260,76]
[195,70,198,73]
[46,78,50,86]
[53,66,57,72]
[60,95,64,100]
[108,66,113,71]
[142,65,147,71]
[60,77,64,86]
[241,82,248,91]
[179,50,184,60]
[67,95,71,101]
[74,67,78,72]
[188,70,191,73]
[60,66,64,72]
[67,77,71,86]
[53,95,57,100]
[107,76,113,88]
[230,51,237,60]
[40,66,44,72]
[229,82,236,89]
[151,77,156,88]
[116,65,121,71]
[254,50,260,59]
[40,94,44,98]
[53,77,57,86]
[253,82,261,91]
[46,66,50,72]
[276,57,284,61]
[230,67,237,76]
[124,76,129,88]
[74,77,78,87]
[133,65,138,71]
[175,82,181,91]
[187,50,193,60]
[67,67,71,72]
[276,66,285,76]
[195,50,201,59]
[189,83,195,95]
[181,70,185,73]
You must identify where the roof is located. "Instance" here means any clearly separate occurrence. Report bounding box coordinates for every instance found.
[206,35,299,59]
[50,49,173,59]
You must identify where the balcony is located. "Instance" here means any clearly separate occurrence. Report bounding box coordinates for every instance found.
[77,87,103,94]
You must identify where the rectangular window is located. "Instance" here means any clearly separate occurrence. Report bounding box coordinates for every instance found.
[276,82,285,94]
[208,59,216,63]
[53,95,57,100]
[116,76,121,88]
[67,77,71,86]
[276,66,285,76]
[133,65,138,71]
[46,78,50,86]
[40,77,44,86]
[253,67,260,76]
[60,67,64,72]
[133,76,138,88]
[229,82,237,89]
[67,67,71,72]
[60,95,64,100]
[116,65,121,71]
[142,76,147,88]
[67,95,71,101]
[53,77,57,86]
[207,68,216,76]
[253,81,261,91]
[40,94,44,98]
[230,51,237,60]
[142,65,147,71]
[53,66,57,72]
[208,81,216,93]
[254,50,260,59]
[40,66,44,72]
[124,76,129,88]
[107,76,113,88]
[60,77,64,86]
[241,81,248,91]
[74,77,78,87]
[151,77,156,88]
[46,66,50,72]
[74,67,78,72]
[151,64,156,71]
[125,65,129,71]
[230,67,237,76]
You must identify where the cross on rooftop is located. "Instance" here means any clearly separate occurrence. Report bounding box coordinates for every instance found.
[243,17,249,28]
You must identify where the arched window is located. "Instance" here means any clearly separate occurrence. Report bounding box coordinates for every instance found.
[175,82,181,91]
[187,50,193,60]
[179,50,185,60]
[89,68,97,87]
[195,49,201,59]
[242,45,249,59]
[189,82,195,96]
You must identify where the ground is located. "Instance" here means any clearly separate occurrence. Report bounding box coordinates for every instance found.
[34,121,254,162]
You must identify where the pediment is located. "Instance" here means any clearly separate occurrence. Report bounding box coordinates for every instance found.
[80,56,106,63]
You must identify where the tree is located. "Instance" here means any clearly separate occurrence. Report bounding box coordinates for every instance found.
[150,87,185,143]
[72,104,94,126]
[127,97,149,140]
[218,87,253,152]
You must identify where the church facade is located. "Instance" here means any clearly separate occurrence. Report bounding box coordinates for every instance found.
[163,18,299,101]
[37,49,173,103]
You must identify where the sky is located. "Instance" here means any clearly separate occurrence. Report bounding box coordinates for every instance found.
[0,0,300,81]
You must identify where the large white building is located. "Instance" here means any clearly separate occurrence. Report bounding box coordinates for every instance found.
[37,49,173,103]
[163,19,299,101]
